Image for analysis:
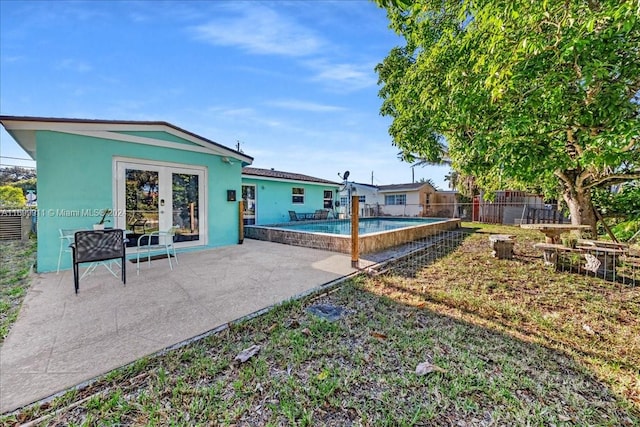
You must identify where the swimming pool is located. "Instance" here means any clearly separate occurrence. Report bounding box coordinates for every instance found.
[244,217,461,254]
[273,218,446,236]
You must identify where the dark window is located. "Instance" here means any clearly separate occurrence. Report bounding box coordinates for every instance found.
[292,187,305,204]
[323,190,333,209]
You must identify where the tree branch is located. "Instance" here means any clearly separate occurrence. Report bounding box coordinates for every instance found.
[554,170,574,188]
[576,168,592,189]
[584,172,640,190]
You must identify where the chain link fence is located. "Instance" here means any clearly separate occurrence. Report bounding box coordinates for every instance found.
[359,228,638,286]
[361,229,468,278]
[339,201,566,226]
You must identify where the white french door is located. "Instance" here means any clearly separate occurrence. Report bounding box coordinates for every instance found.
[114,159,207,249]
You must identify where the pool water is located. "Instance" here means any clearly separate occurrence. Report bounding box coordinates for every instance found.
[274,218,444,236]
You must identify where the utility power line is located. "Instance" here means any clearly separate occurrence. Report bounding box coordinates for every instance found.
[0,156,34,161]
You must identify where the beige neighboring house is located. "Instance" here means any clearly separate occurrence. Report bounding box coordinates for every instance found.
[338,181,460,218]
[377,182,458,217]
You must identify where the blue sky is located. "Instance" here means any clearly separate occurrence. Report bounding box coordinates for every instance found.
[0,0,452,188]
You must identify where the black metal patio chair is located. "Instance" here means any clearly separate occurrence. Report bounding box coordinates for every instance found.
[70,229,126,294]
[314,209,329,220]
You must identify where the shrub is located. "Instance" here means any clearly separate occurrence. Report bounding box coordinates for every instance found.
[0,185,26,208]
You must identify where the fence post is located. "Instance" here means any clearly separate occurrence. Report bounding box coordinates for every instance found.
[351,195,359,268]
[238,200,244,244]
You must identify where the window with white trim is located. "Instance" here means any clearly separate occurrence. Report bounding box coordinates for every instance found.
[292,187,305,204]
[323,190,333,209]
[385,194,406,205]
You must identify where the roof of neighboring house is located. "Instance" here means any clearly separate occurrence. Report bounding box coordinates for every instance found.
[348,182,379,189]
[377,182,435,192]
[337,182,378,194]
[242,167,339,186]
[0,115,253,164]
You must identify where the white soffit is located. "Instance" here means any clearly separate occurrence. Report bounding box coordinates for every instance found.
[0,118,253,164]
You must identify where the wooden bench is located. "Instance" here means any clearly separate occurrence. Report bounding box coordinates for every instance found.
[577,239,629,250]
[533,243,577,266]
[621,253,640,267]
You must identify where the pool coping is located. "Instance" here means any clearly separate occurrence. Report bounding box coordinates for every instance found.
[245,217,462,254]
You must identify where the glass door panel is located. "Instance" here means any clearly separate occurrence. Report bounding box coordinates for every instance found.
[125,168,159,247]
[172,173,199,243]
[242,185,256,225]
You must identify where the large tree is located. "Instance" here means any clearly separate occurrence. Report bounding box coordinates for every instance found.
[375,0,640,230]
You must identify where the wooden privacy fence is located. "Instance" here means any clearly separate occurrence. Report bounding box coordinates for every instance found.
[469,192,567,225]
[524,207,567,224]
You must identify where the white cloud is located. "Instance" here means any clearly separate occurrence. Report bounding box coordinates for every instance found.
[1,55,25,64]
[127,11,151,23]
[266,99,345,113]
[305,60,377,92]
[57,59,92,73]
[220,107,256,118]
[199,105,292,132]
[191,6,323,57]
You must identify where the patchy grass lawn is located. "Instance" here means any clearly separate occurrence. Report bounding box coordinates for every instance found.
[2,224,639,426]
[0,239,36,343]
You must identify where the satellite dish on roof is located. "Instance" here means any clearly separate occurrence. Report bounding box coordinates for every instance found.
[343,170,350,181]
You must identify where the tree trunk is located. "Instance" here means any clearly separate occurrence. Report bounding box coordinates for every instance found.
[562,187,597,236]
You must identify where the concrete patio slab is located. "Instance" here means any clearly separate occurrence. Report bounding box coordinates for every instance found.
[0,239,364,413]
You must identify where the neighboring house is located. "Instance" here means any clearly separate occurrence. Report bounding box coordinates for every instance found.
[335,178,549,223]
[377,182,438,217]
[241,167,340,225]
[0,116,253,272]
[339,181,461,218]
[337,182,379,218]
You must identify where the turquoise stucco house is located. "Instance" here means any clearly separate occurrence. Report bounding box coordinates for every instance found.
[241,168,340,225]
[0,116,253,272]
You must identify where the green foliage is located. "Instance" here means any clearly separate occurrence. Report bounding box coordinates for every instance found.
[125,169,159,224]
[10,178,37,193]
[610,220,640,242]
[592,182,640,220]
[0,185,26,207]
[375,0,640,225]
[417,177,438,188]
[1,240,36,342]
